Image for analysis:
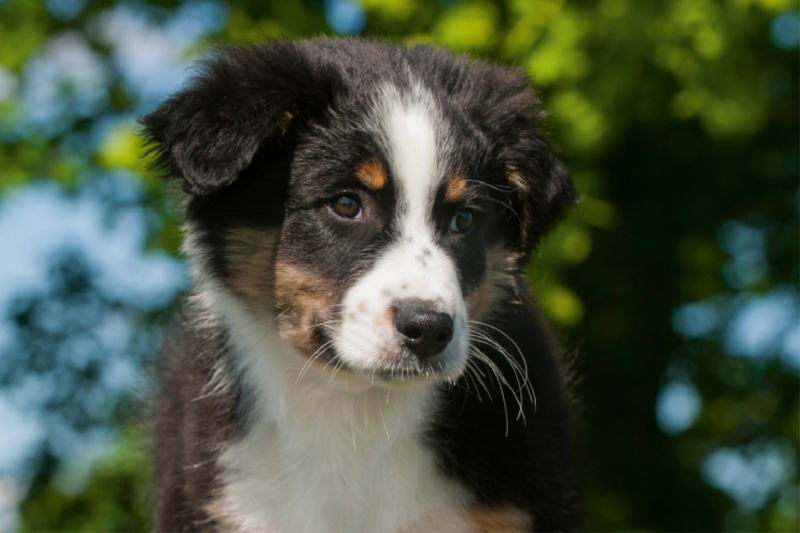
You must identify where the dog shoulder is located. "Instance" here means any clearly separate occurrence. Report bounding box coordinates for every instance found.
[153,312,240,532]
[430,287,580,532]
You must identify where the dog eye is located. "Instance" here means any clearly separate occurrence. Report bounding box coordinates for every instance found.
[450,210,474,234]
[329,196,362,219]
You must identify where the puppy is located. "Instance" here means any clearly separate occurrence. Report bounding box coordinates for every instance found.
[143,38,578,532]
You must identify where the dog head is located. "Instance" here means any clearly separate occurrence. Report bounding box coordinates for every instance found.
[143,39,574,387]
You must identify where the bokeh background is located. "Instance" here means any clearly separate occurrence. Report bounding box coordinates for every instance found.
[0,0,797,531]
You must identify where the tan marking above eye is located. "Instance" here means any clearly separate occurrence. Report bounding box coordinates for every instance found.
[355,159,387,190]
[444,170,468,203]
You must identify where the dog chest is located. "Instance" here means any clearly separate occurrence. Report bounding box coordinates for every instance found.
[208,385,473,532]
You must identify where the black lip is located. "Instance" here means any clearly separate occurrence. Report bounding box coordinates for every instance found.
[369,353,450,381]
[306,329,453,382]
[307,329,429,383]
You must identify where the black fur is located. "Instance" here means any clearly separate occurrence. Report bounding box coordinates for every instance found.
[153,324,236,531]
[144,38,578,532]
[432,284,579,529]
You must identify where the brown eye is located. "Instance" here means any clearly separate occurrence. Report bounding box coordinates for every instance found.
[329,196,362,218]
[450,210,474,233]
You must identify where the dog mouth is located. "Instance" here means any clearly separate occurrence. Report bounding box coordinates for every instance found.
[306,328,462,386]
[370,356,451,383]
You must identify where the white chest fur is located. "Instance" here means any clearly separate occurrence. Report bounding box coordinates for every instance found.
[206,292,474,532]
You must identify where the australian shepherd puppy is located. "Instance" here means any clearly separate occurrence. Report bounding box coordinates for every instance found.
[143,38,578,532]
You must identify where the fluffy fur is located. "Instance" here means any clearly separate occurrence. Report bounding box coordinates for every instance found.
[144,38,578,532]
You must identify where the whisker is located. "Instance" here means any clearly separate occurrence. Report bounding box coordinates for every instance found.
[330,358,346,381]
[471,341,535,414]
[469,330,532,404]
[469,348,512,436]
[463,179,515,194]
[483,195,521,219]
[465,358,492,402]
[460,361,482,402]
[308,319,344,332]
[350,394,357,450]
[469,321,536,408]
[468,326,532,430]
[245,323,279,354]
[229,315,265,335]
[378,402,390,440]
[296,339,337,383]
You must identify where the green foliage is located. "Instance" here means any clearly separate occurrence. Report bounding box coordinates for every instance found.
[19,426,151,532]
[0,0,796,531]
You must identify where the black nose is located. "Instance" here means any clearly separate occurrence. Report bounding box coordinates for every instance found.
[394,301,454,359]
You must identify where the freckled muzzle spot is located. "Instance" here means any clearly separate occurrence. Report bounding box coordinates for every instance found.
[373,306,394,329]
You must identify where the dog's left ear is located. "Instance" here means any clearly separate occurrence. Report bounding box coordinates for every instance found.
[141,41,341,196]
[468,65,576,262]
[503,116,576,260]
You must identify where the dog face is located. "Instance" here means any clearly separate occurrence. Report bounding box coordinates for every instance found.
[143,39,574,387]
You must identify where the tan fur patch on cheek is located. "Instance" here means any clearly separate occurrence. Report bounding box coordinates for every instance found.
[274,261,335,350]
[467,247,515,321]
[468,505,531,532]
[356,158,387,190]
[445,170,468,203]
[223,227,281,309]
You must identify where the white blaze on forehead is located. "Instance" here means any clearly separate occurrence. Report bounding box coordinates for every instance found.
[378,84,445,232]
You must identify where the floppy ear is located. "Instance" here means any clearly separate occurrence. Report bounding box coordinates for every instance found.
[141,41,341,196]
[468,65,575,262]
[459,62,575,263]
[503,115,575,260]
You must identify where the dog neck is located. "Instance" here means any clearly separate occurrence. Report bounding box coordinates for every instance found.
[198,287,471,532]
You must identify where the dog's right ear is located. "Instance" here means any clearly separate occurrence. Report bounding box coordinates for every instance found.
[141,41,340,196]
